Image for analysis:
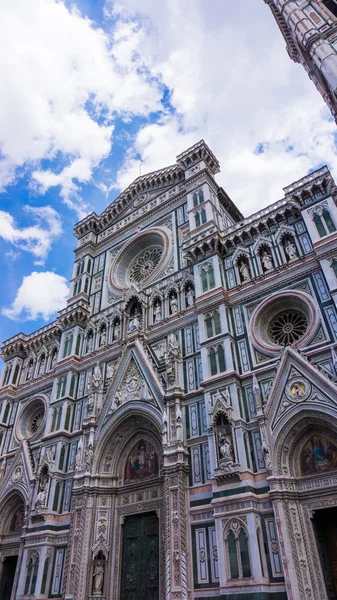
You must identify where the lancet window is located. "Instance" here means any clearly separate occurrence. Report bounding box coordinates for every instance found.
[209,345,226,376]
[24,552,39,595]
[195,208,207,228]
[205,311,221,338]
[224,522,251,580]
[193,187,205,207]
[201,263,215,293]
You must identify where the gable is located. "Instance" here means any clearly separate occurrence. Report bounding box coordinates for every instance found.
[265,347,337,437]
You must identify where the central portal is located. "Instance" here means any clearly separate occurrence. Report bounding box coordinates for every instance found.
[120,511,159,600]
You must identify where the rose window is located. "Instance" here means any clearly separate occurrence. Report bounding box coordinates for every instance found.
[268,310,307,346]
[29,408,45,435]
[129,248,163,283]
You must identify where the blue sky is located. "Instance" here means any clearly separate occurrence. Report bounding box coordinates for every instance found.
[1,0,337,349]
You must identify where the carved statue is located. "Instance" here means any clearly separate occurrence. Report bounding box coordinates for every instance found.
[92,364,103,388]
[99,328,106,347]
[261,251,273,272]
[0,456,6,481]
[51,351,57,369]
[176,405,183,442]
[39,356,45,375]
[87,334,94,353]
[75,444,82,472]
[27,362,33,379]
[170,295,178,315]
[128,312,141,332]
[85,446,94,472]
[162,408,168,447]
[153,302,162,323]
[93,564,104,594]
[113,321,120,339]
[285,240,298,260]
[167,332,180,358]
[46,446,55,468]
[239,261,250,283]
[186,287,195,307]
[35,482,48,510]
[219,433,234,463]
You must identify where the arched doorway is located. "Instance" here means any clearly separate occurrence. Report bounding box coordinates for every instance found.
[80,410,164,600]
[0,494,25,600]
[269,411,337,600]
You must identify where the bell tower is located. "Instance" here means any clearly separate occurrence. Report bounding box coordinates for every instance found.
[265,0,337,123]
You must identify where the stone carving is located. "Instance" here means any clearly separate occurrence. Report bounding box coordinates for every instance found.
[186,286,195,307]
[261,251,274,272]
[153,302,162,323]
[165,333,180,385]
[112,362,153,409]
[106,362,115,380]
[169,293,178,315]
[85,446,94,473]
[128,312,141,332]
[113,320,121,340]
[93,564,104,594]
[35,482,48,510]
[99,328,106,347]
[87,364,103,417]
[239,259,251,283]
[285,378,311,402]
[51,351,57,369]
[218,433,234,463]
[75,440,83,473]
[0,456,6,481]
[162,408,168,447]
[285,239,298,261]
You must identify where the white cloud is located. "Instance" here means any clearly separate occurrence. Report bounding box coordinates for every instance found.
[0,0,163,215]
[107,0,337,216]
[0,205,62,264]
[2,271,69,321]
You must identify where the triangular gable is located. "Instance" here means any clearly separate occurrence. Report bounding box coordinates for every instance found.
[100,339,165,426]
[265,347,337,436]
[0,440,34,505]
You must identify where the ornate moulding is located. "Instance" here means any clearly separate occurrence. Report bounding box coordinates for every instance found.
[249,289,319,357]
[108,227,172,295]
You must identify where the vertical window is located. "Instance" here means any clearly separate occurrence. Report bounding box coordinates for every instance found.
[64,405,71,431]
[217,345,225,372]
[213,311,221,335]
[228,532,239,579]
[193,192,198,207]
[201,269,208,293]
[239,530,251,578]
[199,188,204,204]
[205,314,213,338]
[209,349,217,376]
[57,407,62,430]
[323,208,336,233]
[209,265,215,289]
[31,557,39,594]
[3,402,10,423]
[41,557,50,595]
[84,277,89,294]
[59,446,66,470]
[51,408,57,432]
[24,559,33,595]
[61,376,67,397]
[332,258,337,279]
[77,279,82,293]
[75,334,82,356]
[195,212,201,228]
[53,482,60,511]
[201,208,207,224]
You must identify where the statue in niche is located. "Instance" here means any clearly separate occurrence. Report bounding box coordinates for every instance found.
[106,362,115,380]
[186,286,195,307]
[93,563,104,594]
[113,320,121,340]
[128,311,141,332]
[99,328,106,347]
[169,293,178,315]
[51,351,57,369]
[162,408,168,447]
[285,239,298,261]
[27,362,34,380]
[35,476,48,510]
[87,333,94,353]
[165,333,180,385]
[215,413,235,470]
[75,442,83,472]
[46,446,55,470]
[0,456,6,481]
[176,405,183,442]
[261,250,274,272]
[38,355,45,375]
[85,446,94,472]
[239,259,250,283]
[218,433,234,463]
[153,302,162,324]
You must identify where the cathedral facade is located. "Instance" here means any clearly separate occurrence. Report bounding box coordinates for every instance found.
[265,0,337,122]
[1,140,337,599]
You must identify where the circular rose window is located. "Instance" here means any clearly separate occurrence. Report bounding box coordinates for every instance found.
[16,397,46,441]
[109,227,172,294]
[269,309,307,346]
[249,290,318,357]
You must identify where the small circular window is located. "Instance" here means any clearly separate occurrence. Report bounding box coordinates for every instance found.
[16,397,46,441]
[269,309,307,346]
[249,290,318,357]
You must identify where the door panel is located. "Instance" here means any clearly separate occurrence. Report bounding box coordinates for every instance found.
[120,512,159,600]
[0,556,18,600]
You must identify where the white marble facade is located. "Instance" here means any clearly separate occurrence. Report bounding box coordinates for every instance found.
[1,141,337,599]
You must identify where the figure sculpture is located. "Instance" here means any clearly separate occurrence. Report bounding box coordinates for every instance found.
[239,261,250,282]
[93,564,104,594]
[285,240,298,260]
[261,251,273,272]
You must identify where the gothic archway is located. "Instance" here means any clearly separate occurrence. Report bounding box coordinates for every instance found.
[0,493,25,600]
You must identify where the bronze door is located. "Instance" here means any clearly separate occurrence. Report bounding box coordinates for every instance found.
[120,511,159,600]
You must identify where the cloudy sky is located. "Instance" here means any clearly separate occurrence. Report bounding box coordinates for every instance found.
[0,0,336,346]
